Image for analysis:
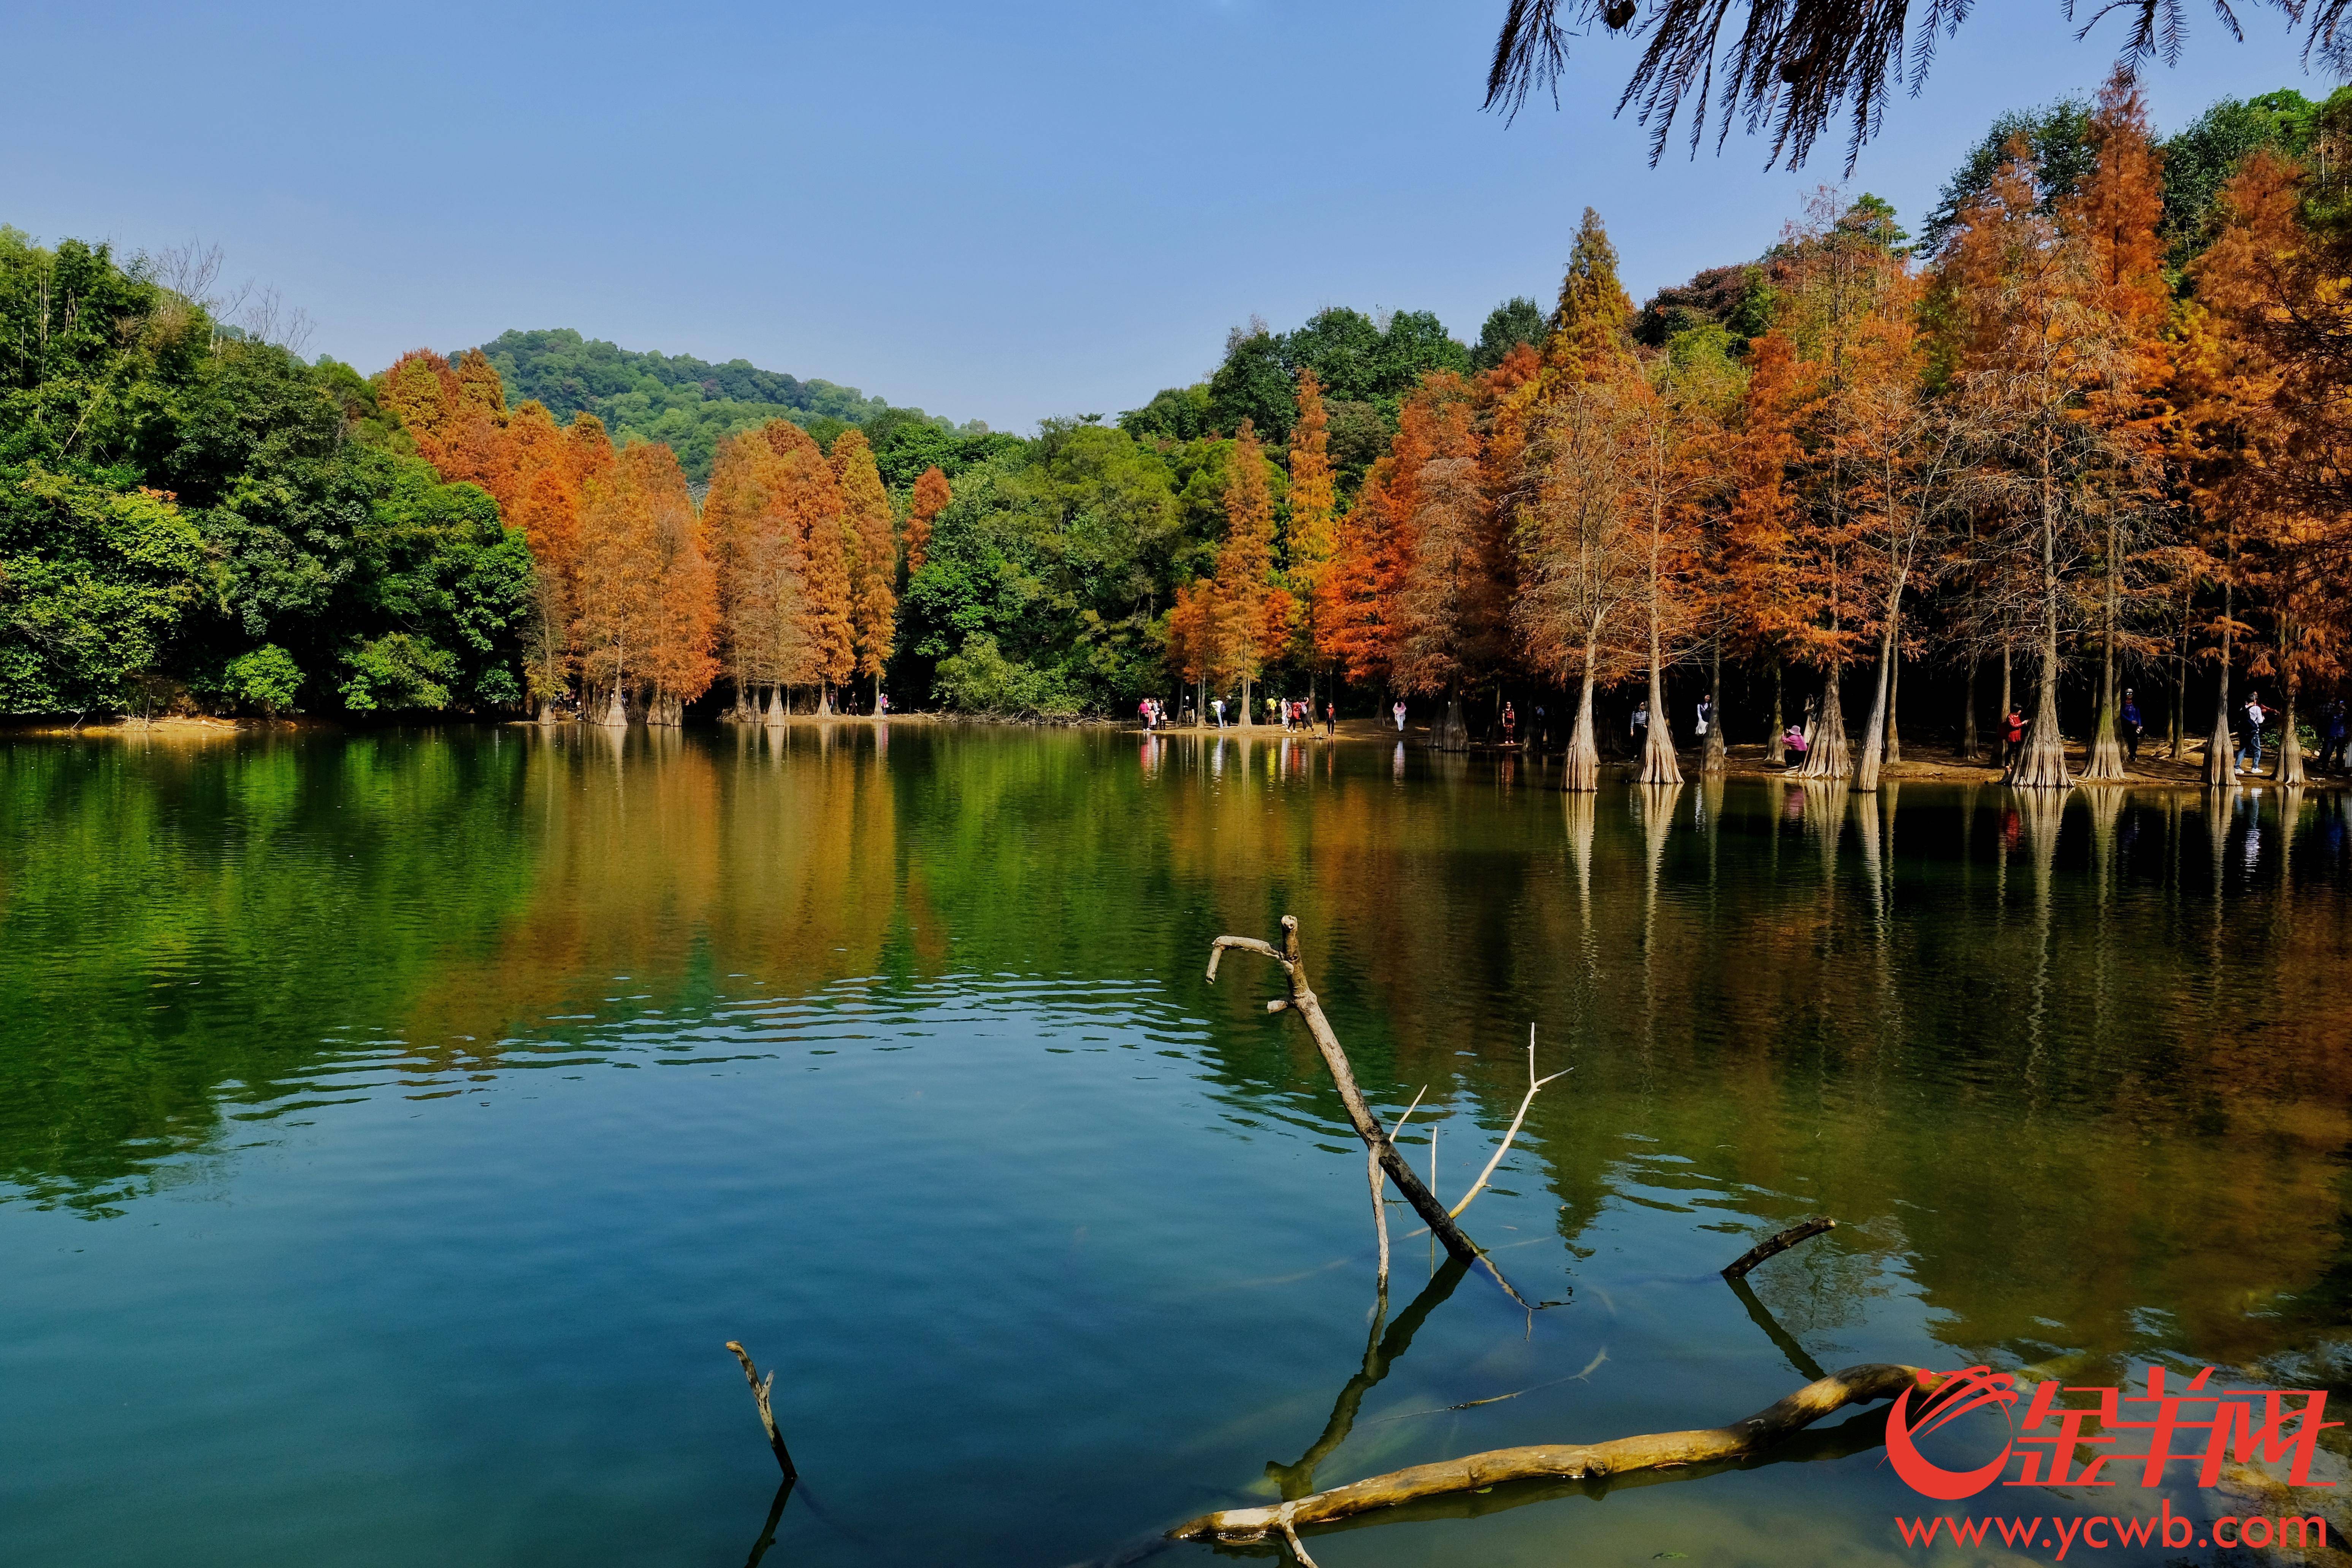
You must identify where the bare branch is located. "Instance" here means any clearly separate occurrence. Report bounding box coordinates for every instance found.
[1721,1216,1836,1280]
[1449,1026,1570,1219]
[724,1340,797,1479]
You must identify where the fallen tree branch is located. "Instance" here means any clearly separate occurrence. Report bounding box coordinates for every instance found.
[1371,1087,1426,1290]
[1449,1025,1568,1220]
[1207,918,1481,1270]
[1168,1362,1924,1543]
[725,1340,797,1479]
[1721,1217,1836,1281]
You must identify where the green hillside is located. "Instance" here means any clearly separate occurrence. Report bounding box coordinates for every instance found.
[472,328,980,482]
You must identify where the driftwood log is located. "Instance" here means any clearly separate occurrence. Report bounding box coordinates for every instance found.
[1168,1362,1926,1544]
[1721,1216,1835,1281]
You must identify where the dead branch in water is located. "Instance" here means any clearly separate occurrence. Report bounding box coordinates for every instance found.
[1721,1217,1835,1281]
[1207,920,1472,1265]
[1449,1025,1568,1220]
[725,1341,797,1479]
[1208,918,1528,1307]
[1370,1086,1425,1291]
[1168,1362,1924,1544]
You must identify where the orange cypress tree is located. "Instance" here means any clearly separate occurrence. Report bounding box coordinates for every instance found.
[764,421,854,709]
[631,443,719,725]
[1315,376,1480,687]
[1211,421,1279,722]
[831,429,898,712]
[905,466,951,578]
[2067,66,2173,780]
[573,451,659,725]
[1543,207,1637,385]
[705,429,796,719]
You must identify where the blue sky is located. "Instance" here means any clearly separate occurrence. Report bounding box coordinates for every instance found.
[0,1,2336,430]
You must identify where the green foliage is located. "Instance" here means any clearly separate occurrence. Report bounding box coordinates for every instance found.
[0,466,203,713]
[859,406,1027,490]
[475,328,978,484]
[1471,296,1547,370]
[1920,99,2097,257]
[1205,307,1471,441]
[1118,383,1215,442]
[0,231,535,717]
[932,632,1086,716]
[222,644,302,714]
[897,422,1205,713]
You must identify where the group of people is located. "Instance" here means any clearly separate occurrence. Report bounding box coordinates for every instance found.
[1160,695,1335,733]
[2233,692,2352,777]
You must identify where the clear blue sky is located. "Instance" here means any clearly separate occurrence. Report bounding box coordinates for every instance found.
[0,1,2335,431]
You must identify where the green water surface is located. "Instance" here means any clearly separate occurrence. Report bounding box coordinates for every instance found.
[3,724,2347,1566]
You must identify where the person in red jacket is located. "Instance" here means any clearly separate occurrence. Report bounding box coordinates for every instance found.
[2001,707,2027,768]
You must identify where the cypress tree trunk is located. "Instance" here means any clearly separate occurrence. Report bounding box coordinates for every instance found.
[1961,658,1980,760]
[1767,658,1786,765]
[1855,621,1900,794]
[598,685,628,729]
[2007,439,2072,790]
[1563,644,1602,792]
[1702,633,1726,775]
[2279,683,2307,786]
[2205,576,2236,788]
[1885,650,1901,765]
[2084,529,2126,780]
[1239,673,1255,727]
[1437,691,1468,751]
[1640,643,1681,784]
[1797,670,1852,779]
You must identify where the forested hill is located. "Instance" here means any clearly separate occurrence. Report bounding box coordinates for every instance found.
[470,328,976,483]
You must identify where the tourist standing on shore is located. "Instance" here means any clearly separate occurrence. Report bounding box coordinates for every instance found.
[1325,700,1336,736]
[2001,706,2026,769]
[1212,697,1226,729]
[2320,698,2349,773]
[2121,689,2141,762]
[1631,699,1650,758]
[2238,691,2272,776]
[1502,702,1517,746]
[1392,700,1406,733]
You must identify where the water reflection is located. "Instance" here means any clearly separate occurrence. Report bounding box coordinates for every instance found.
[4,729,2351,1563]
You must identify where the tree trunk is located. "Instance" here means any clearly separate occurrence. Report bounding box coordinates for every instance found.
[1702,633,1726,775]
[1961,657,1980,760]
[2083,533,2126,780]
[597,685,628,729]
[2279,684,2307,786]
[1766,657,1786,764]
[1239,673,1254,727]
[2008,440,2072,790]
[2205,581,2235,788]
[1436,689,1469,751]
[1170,1364,1928,1545]
[1640,644,1681,784]
[2006,624,2072,789]
[1855,620,1899,794]
[1796,671,1851,779]
[1563,644,1601,793]
[1884,648,1901,765]
[2170,620,2188,759]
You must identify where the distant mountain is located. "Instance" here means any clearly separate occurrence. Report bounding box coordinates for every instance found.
[469,328,979,483]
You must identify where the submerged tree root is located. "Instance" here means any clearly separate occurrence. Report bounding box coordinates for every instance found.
[1166,1363,1925,1544]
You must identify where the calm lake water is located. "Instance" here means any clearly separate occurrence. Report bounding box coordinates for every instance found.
[3,724,2349,1566]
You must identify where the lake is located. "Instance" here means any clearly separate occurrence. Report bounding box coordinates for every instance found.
[3,724,2348,1566]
